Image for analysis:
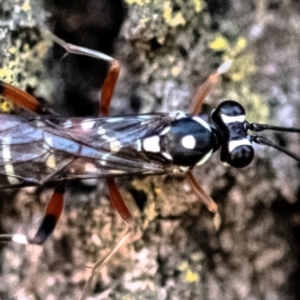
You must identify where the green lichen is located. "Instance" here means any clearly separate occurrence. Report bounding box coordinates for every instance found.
[125,0,203,33]
[193,0,203,12]
[178,260,200,283]
[209,34,269,123]
[125,0,151,5]
[163,1,186,27]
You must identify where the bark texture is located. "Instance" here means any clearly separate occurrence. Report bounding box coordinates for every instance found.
[0,0,299,299]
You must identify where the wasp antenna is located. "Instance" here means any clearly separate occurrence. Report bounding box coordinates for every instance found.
[251,135,300,162]
[217,60,233,75]
[248,122,300,133]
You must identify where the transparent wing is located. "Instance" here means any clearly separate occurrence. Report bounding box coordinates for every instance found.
[0,114,172,188]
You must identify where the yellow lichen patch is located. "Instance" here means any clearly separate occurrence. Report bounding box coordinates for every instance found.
[171,65,181,77]
[121,296,136,300]
[0,66,18,84]
[209,35,248,60]
[0,97,14,113]
[209,33,268,123]
[235,37,247,53]
[178,260,189,271]
[0,65,17,113]
[0,67,8,79]
[9,46,17,55]
[143,200,157,228]
[185,269,199,282]
[178,261,200,283]
[226,83,269,124]
[131,177,159,228]
[163,2,186,27]
[229,54,256,82]
[193,0,203,13]
[209,34,255,85]
[209,35,230,52]
[21,0,31,12]
[125,0,151,5]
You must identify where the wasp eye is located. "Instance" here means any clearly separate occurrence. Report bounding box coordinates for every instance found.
[227,145,254,168]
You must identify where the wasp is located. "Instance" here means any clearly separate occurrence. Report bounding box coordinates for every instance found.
[0,34,299,299]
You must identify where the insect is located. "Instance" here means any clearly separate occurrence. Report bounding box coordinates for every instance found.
[0,34,300,299]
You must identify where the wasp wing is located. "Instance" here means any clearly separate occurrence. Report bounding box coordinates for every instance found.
[0,114,172,188]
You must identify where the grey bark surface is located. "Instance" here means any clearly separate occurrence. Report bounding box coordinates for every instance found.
[0,0,299,299]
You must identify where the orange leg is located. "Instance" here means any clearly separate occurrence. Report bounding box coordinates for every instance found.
[29,183,65,245]
[187,60,233,214]
[48,32,133,220]
[186,171,218,214]
[48,34,135,298]
[0,81,65,245]
[49,33,134,223]
[0,80,49,114]
[0,183,65,246]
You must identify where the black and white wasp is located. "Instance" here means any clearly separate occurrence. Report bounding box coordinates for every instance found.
[1,34,300,299]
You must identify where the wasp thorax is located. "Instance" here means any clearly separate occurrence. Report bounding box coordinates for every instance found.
[161,117,217,166]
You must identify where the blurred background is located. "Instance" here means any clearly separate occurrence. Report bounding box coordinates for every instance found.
[0,0,299,299]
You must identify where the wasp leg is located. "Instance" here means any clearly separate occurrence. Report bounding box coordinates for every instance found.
[0,76,64,244]
[0,80,49,114]
[52,34,136,297]
[79,178,134,299]
[48,33,120,116]
[99,60,120,116]
[186,171,218,214]
[106,177,134,223]
[29,183,65,245]
[186,62,232,217]
[189,60,233,115]
[0,79,64,245]
[0,183,65,245]
[80,225,133,300]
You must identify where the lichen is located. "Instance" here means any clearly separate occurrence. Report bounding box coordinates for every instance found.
[209,34,269,123]
[178,260,200,283]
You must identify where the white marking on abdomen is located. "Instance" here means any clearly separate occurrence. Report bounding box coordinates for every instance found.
[45,153,56,169]
[43,137,56,169]
[143,136,160,153]
[2,137,20,185]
